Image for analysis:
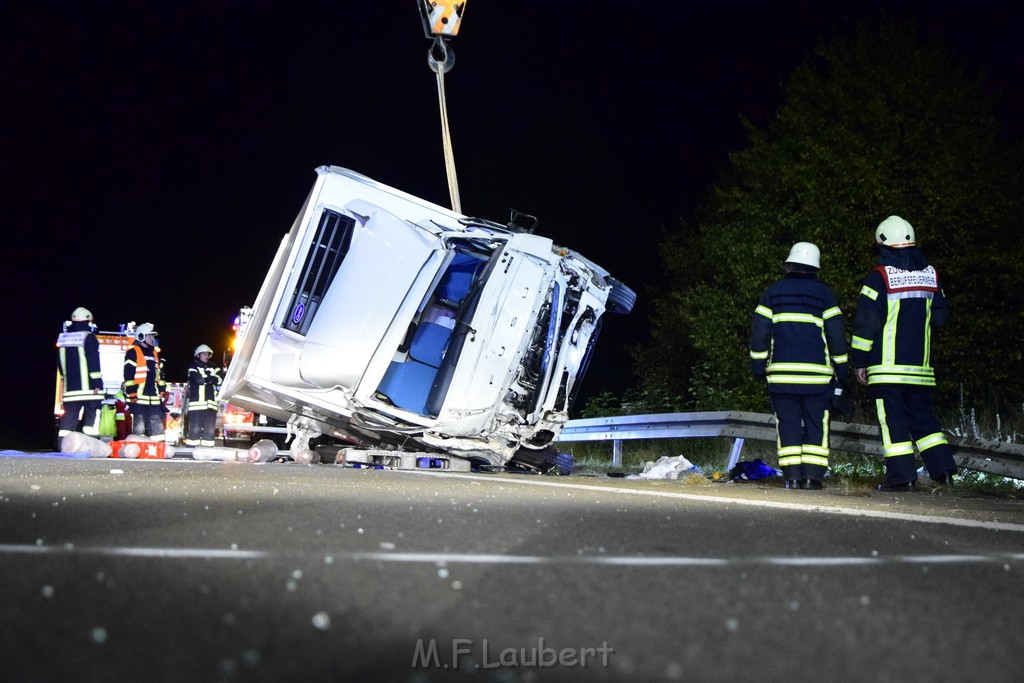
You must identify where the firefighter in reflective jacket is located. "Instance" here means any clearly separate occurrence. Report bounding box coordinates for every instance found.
[56,307,104,445]
[123,322,167,441]
[851,216,957,491]
[750,243,849,490]
[184,344,222,447]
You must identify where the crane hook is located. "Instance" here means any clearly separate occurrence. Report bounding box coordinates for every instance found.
[427,36,455,74]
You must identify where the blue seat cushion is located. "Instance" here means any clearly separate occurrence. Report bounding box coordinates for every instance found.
[376,360,438,415]
[409,322,451,367]
[437,253,480,305]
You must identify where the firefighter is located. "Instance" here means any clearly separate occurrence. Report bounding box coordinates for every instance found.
[56,307,104,446]
[123,322,167,441]
[750,242,849,490]
[184,343,222,447]
[851,216,957,491]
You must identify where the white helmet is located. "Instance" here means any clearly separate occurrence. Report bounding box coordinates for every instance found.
[875,215,915,247]
[71,307,93,322]
[135,322,158,341]
[784,242,820,271]
[194,344,213,358]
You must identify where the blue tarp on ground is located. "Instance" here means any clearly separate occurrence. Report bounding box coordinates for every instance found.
[0,450,91,459]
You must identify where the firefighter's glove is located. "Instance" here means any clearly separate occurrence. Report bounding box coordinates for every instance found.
[751,361,767,383]
[831,382,853,418]
[125,388,138,402]
[161,391,170,404]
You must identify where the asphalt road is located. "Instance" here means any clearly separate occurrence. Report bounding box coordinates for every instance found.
[2,457,1023,682]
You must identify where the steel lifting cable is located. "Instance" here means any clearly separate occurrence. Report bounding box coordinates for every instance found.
[428,36,462,214]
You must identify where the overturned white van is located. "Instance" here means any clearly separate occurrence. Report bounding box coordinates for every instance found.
[220,166,635,471]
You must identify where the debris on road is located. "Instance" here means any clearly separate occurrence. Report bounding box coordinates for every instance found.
[629,455,705,480]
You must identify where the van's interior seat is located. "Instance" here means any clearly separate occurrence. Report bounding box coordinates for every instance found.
[376,321,455,415]
[408,322,450,367]
[437,253,480,306]
[375,360,437,415]
[375,253,483,416]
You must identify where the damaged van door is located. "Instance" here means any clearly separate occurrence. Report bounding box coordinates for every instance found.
[220,166,635,472]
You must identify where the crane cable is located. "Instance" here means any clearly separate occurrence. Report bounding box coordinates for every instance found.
[428,36,461,214]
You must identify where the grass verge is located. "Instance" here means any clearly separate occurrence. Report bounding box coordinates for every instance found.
[559,438,1024,498]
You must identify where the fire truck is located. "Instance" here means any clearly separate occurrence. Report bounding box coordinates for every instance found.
[53,321,186,445]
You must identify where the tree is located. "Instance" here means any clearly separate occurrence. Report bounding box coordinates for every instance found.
[638,16,1024,412]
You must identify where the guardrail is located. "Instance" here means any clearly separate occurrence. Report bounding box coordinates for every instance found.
[556,411,1024,480]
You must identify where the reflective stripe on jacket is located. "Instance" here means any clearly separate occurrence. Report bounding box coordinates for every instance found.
[187,360,222,412]
[56,324,103,403]
[123,342,165,405]
[851,254,949,386]
[750,272,848,393]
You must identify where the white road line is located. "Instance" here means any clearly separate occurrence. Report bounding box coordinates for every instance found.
[1,544,1021,568]
[0,544,268,559]
[396,470,1024,533]
[348,551,1024,567]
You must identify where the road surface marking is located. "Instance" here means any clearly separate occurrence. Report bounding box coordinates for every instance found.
[0,544,1021,568]
[0,544,268,559]
[396,470,1024,533]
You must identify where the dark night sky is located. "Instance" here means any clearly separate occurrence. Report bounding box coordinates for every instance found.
[2,1,1021,448]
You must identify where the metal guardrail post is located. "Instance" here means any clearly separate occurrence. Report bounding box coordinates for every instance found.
[612,440,623,468]
[726,437,745,473]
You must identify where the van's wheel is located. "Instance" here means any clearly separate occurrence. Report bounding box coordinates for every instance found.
[605,277,636,315]
[508,447,574,475]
